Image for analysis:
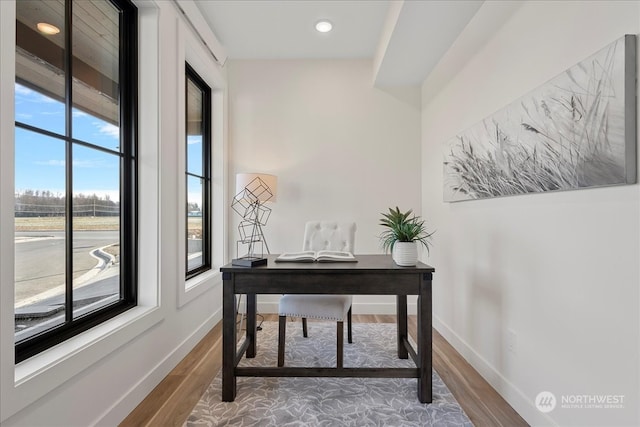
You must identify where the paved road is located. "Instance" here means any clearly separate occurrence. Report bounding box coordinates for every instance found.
[15,231,119,303]
[14,231,122,339]
[15,270,120,336]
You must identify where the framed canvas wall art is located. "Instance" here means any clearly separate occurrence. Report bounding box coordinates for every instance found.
[443,35,636,202]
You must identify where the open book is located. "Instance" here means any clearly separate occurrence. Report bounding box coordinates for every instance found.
[275,250,357,263]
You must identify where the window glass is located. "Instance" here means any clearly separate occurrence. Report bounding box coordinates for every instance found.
[15,127,67,340]
[14,0,137,362]
[187,176,204,272]
[15,0,65,136]
[72,145,121,318]
[72,0,121,150]
[187,78,203,176]
[14,84,65,136]
[185,65,211,279]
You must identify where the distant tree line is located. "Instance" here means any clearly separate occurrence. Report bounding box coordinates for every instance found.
[15,190,119,217]
[187,202,202,217]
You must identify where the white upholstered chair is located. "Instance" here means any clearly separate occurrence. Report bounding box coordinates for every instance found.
[277,221,356,367]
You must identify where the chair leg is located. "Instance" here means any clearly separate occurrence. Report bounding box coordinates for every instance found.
[337,321,344,368]
[347,306,353,344]
[302,317,308,338]
[278,315,286,367]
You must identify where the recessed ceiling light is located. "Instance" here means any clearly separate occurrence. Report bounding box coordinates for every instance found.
[37,22,60,35]
[315,20,332,33]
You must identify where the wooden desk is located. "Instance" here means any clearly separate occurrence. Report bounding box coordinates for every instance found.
[220,254,435,403]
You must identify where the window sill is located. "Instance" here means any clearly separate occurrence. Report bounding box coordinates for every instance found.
[12,305,161,406]
[179,269,221,308]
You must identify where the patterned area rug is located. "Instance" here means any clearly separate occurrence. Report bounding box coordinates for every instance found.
[186,321,473,426]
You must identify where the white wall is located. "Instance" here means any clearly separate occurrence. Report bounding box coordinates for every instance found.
[421,1,639,426]
[0,1,226,425]
[228,59,422,313]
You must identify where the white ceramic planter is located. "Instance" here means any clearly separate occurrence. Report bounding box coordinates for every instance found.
[392,241,418,266]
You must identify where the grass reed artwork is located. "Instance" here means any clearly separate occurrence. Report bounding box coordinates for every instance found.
[444,35,636,202]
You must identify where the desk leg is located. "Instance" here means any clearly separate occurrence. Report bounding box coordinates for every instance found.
[222,273,236,402]
[396,295,408,359]
[246,293,257,358]
[417,273,433,403]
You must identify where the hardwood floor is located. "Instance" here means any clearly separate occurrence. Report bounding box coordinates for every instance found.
[120,314,528,426]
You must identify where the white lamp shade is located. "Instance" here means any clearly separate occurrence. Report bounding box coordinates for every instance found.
[235,173,277,202]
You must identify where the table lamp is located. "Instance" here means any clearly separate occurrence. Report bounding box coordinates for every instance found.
[231,173,277,267]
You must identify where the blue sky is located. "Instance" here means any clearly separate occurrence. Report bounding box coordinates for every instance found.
[16,82,204,208]
[15,83,121,201]
[187,135,204,207]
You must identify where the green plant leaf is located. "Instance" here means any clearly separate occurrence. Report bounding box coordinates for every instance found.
[378,206,434,254]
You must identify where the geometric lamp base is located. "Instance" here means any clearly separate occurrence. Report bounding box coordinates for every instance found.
[231,256,268,267]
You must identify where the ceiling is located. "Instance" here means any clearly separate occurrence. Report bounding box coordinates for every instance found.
[195,1,390,60]
[195,0,484,86]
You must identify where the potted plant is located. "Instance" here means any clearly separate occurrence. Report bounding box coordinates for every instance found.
[379,206,433,266]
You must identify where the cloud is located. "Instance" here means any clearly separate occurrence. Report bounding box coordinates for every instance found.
[15,83,59,104]
[37,94,57,104]
[72,159,115,168]
[34,159,65,167]
[96,122,120,139]
[15,85,34,96]
[33,159,116,169]
[16,113,33,119]
[187,191,202,204]
[187,136,202,145]
[73,110,89,118]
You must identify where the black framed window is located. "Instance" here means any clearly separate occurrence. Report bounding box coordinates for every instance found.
[14,0,137,362]
[185,64,212,279]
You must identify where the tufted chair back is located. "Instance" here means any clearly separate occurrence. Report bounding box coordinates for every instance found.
[302,221,356,253]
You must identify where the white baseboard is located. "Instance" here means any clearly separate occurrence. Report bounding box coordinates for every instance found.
[96,307,221,426]
[432,315,557,427]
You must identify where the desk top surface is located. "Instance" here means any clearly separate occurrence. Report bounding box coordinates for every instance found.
[221,254,435,274]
